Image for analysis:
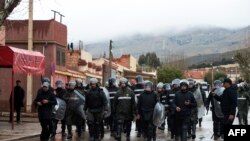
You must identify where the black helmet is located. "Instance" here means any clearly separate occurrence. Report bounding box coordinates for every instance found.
[108,78,116,87]
[135,75,144,84]
[144,80,153,91]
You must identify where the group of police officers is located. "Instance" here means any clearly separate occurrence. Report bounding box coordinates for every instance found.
[34,75,250,141]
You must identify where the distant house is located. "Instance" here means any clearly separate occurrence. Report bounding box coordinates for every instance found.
[184,70,206,83]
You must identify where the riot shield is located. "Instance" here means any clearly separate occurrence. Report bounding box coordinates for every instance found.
[54,98,66,120]
[153,102,165,127]
[68,90,86,119]
[193,86,205,118]
[214,87,225,96]
[213,87,224,118]
[102,87,111,118]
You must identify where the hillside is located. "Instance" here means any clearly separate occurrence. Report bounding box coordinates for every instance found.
[185,46,250,67]
[85,26,250,62]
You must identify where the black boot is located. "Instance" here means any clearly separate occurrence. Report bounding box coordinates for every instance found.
[66,134,72,139]
[137,132,141,137]
[67,125,72,139]
[192,134,196,139]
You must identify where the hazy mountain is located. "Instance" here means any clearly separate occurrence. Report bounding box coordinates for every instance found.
[85,26,250,62]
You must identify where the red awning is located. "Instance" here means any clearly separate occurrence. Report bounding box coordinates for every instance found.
[0,46,45,75]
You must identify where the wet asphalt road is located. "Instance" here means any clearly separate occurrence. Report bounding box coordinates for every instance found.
[19,111,230,141]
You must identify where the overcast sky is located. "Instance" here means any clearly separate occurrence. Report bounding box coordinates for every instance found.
[9,0,250,43]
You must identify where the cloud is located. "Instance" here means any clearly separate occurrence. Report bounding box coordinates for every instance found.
[9,0,250,42]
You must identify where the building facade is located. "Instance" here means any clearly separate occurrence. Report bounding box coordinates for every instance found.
[0,19,84,112]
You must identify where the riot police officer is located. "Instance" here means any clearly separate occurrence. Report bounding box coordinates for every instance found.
[168,79,181,139]
[206,80,225,140]
[156,82,169,131]
[113,77,137,141]
[133,75,144,137]
[106,78,119,136]
[173,79,197,141]
[34,82,57,141]
[50,80,67,138]
[39,77,54,94]
[237,82,250,125]
[63,80,83,139]
[75,78,87,132]
[137,81,158,141]
[85,78,108,141]
[187,79,199,139]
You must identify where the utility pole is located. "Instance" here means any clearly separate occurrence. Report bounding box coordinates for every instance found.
[211,64,214,88]
[109,40,113,78]
[26,0,33,113]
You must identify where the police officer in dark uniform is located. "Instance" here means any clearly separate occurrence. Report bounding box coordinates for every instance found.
[34,82,57,141]
[156,82,169,131]
[187,79,198,139]
[237,82,250,125]
[85,78,108,141]
[106,78,119,136]
[133,75,145,137]
[113,77,137,141]
[173,79,197,141]
[75,78,87,132]
[168,79,180,139]
[50,80,67,138]
[163,83,172,132]
[38,77,54,95]
[63,80,83,139]
[137,81,158,141]
[206,80,224,140]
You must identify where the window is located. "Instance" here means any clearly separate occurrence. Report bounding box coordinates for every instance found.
[61,52,65,66]
[56,50,60,65]
[56,47,66,66]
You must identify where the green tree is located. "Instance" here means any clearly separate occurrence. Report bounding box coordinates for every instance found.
[204,71,227,85]
[138,52,161,68]
[157,67,183,83]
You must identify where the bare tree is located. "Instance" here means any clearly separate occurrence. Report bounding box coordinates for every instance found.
[0,0,21,26]
[234,49,250,82]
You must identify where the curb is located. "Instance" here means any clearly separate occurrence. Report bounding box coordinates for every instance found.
[1,133,40,141]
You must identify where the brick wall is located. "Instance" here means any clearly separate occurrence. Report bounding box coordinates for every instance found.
[65,51,80,70]
[5,20,67,47]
